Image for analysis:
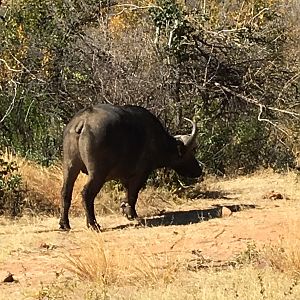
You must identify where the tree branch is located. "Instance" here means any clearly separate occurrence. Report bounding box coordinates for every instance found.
[0,58,22,72]
[215,82,300,119]
[113,3,163,12]
[0,80,18,123]
[257,104,289,136]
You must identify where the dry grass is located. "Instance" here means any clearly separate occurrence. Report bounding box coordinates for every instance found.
[1,151,121,215]
[1,151,62,213]
[61,220,300,299]
[65,230,180,288]
[263,221,300,278]
[211,168,300,204]
[8,150,300,218]
[21,266,300,300]
[65,231,109,283]
[37,243,300,300]
[0,151,187,217]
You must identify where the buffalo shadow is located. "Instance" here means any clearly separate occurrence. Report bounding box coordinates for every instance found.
[109,204,256,230]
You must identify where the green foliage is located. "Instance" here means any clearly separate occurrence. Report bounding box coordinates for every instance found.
[198,115,267,174]
[150,0,182,28]
[0,0,299,177]
[0,0,74,164]
[0,155,25,217]
[151,1,193,59]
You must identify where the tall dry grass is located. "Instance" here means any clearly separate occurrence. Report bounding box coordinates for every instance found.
[62,212,300,299]
[62,226,300,300]
[263,221,300,278]
[1,151,121,215]
[0,151,186,218]
[65,230,180,288]
[2,151,62,210]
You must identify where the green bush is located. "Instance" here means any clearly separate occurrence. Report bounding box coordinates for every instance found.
[0,0,299,176]
[0,155,25,217]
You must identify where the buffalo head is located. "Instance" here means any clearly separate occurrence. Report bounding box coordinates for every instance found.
[172,118,203,178]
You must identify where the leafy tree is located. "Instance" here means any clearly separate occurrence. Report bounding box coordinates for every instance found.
[0,0,299,175]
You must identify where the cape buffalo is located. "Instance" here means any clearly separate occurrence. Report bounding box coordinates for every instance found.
[59,104,202,230]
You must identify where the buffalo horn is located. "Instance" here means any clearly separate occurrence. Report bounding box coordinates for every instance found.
[175,117,197,149]
[183,117,197,148]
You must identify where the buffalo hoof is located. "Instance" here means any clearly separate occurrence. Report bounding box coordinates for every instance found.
[120,202,138,220]
[88,222,101,232]
[59,223,71,231]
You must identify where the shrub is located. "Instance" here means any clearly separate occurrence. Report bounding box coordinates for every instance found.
[0,154,25,217]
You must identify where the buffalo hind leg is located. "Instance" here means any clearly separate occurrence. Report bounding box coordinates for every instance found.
[81,174,105,231]
[59,166,80,230]
[121,173,149,220]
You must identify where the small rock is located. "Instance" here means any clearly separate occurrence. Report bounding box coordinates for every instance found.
[40,242,50,249]
[39,242,56,250]
[263,190,283,200]
[270,192,283,200]
[3,272,16,283]
[221,207,232,217]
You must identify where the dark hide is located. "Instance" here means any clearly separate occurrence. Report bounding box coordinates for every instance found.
[59,104,202,230]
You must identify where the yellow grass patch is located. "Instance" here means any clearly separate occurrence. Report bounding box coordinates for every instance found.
[263,220,300,278]
[65,230,180,287]
[1,151,187,218]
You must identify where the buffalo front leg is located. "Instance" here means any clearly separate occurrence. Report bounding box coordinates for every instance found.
[121,173,149,220]
[59,167,80,230]
[81,174,104,231]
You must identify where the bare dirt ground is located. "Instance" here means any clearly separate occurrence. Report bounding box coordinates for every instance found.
[0,170,300,299]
